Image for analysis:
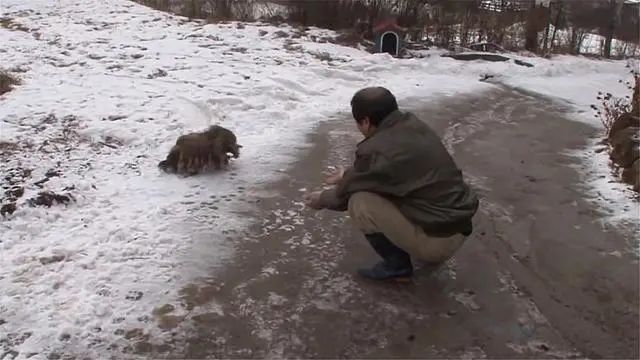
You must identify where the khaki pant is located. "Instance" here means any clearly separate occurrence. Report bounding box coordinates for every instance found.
[348,192,466,263]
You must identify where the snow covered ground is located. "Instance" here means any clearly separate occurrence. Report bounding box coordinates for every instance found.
[0,0,637,358]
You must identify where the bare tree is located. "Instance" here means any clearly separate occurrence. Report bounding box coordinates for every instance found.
[548,1,564,52]
[603,0,625,58]
[525,0,541,52]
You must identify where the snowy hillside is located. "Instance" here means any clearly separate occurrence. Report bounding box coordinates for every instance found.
[0,0,636,358]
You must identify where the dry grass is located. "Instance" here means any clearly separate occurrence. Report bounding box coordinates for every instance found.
[591,73,638,137]
[0,70,21,96]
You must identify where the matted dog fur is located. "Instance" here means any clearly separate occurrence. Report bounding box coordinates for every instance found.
[158,125,242,175]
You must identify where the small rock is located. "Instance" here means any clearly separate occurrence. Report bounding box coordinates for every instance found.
[47,352,61,360]
[107,115,126,121]
[537,343,550,351]
[147,68,168,79]
[407,334,415,341]
[152,304,175,316]
[0,319,6,325]
[3,350,19,359]
[259,30,268,36]
[59,333,71,342]
[274,30,288,38]
[446,309,458,316]
[0,202,17,216]
[125,290,143,301]
[87,54,106,60]
[4,186,23,198]
[131,53,144,59]
[124,328,144,340]
[45,169,61,178]
[33,178,50,188]
[514,59,534,67]
[27,191,72,207]
[134,341,152,353]
[39,255,65,265]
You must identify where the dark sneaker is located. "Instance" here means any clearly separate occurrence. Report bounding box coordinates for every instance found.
[360,233,413,282]
[357,260,413,282]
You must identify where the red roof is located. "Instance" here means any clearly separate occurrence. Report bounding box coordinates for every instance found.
[373,19,405,34]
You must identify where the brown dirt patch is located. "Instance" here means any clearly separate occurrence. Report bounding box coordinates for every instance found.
[26,191,73,207]
[0,17,30,32]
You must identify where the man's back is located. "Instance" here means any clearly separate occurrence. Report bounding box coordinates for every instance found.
[347,110,479,236]
[306,86,479,281]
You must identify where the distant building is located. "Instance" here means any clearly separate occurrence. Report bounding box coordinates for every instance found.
[372,18,405,57]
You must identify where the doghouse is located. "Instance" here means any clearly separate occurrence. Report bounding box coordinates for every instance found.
[373,18,405,57]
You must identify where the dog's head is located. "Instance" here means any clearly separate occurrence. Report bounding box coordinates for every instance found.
[229,143,242,158]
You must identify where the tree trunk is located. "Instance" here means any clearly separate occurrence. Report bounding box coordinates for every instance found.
[542,5,552,53]
[549,1,563,52]
[577,32,586,55]
[569,27,577,54]
[525,2,539,53]
[604,0,624,59]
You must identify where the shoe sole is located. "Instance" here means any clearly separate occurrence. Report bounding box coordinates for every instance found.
[357,274,413,283]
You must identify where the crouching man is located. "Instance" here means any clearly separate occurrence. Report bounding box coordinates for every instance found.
[304,87,479,282]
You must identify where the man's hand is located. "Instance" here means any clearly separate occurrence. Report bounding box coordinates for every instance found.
[324,165,345,185]
[303,191,324,210]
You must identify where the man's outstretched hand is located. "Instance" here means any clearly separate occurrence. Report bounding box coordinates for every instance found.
[324,165,345,185]
[303,191,323,210]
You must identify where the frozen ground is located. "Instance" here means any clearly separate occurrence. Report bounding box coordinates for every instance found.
[0,0,637,358]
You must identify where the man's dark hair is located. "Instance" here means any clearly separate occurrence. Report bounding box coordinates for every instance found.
[350,87,398,126]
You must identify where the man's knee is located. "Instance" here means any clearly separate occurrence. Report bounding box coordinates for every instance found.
[348,192,383,219]
[348,192,395,234]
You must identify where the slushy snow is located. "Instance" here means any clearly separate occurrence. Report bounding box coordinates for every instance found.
[0,0,637,358]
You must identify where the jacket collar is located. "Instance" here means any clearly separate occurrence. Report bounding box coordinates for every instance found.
[377,109,404,130]
[357,110,404,146]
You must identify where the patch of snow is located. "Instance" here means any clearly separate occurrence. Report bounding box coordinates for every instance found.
[564,138,640,249]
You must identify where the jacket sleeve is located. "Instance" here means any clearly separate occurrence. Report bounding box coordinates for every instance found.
[317,149,402,212]
[317,187,349,211]
[335,150,402,198]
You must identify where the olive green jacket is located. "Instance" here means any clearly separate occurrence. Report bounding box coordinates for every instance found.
[318,110,479,237]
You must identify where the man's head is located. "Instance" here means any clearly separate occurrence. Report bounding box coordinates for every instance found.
[350,86,398,137]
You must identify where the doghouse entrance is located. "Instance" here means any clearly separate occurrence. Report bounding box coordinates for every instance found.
[381,32,399,56]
